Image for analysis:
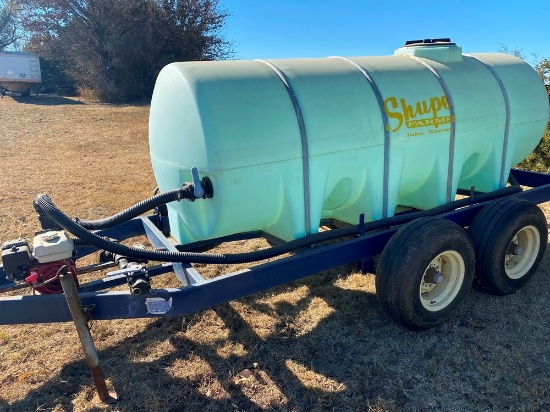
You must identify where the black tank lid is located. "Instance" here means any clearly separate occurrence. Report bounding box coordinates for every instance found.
[404,38,455,47]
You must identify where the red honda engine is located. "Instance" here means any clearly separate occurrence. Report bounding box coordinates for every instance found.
[2,230,77,294]
[25,259,78,294]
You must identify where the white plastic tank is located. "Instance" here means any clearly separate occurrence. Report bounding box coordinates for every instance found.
[149,39,549,244]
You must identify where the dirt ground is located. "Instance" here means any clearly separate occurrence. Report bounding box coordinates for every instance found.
[1,94,550,411]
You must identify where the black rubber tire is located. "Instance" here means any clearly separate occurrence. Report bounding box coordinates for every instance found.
[376,217,475,330]
[468,197,547,295]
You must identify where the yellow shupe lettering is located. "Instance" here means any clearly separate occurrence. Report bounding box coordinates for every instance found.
[384,96,403,132]
[384,95,452,132]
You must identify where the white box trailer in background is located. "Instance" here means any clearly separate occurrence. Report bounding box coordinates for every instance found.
[0,51,41,96]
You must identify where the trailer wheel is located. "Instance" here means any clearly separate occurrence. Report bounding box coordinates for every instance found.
[376,217,475,329]
[468,198,547,295]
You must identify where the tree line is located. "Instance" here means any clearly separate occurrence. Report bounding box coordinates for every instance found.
[1,2,549,103]
[1,0,233,102]
[0,1,18,49]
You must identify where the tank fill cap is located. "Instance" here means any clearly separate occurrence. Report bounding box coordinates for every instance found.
[403,38,455,47]
[396,38,462,63]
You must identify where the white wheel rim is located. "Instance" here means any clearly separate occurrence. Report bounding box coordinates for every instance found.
[505,225,540,280]
[419,250,465,312]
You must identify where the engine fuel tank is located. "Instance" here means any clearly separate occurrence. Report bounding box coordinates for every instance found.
[149,39,549,244]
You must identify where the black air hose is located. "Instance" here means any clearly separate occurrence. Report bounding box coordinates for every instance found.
[36,185,521,265]
[74,185,196,230]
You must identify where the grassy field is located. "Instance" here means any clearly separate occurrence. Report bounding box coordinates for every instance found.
[1,94,550,411]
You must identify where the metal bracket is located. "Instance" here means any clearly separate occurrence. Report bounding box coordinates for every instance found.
[106,264,151,295]
[356,256,375,274]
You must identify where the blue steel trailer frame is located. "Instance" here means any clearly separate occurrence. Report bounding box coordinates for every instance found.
[1,168,550,326]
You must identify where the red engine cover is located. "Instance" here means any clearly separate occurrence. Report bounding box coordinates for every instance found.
[25,260,78,294]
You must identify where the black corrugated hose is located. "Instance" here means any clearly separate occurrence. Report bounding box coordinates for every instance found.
[73,185,196,230]
[36,185,521,264]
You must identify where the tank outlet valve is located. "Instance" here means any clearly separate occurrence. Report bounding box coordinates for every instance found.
[191,167,204,198]
[186,167,213,201]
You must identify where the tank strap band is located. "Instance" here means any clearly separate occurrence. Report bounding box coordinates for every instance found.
[465,55,511,188]
[401,55,457,203]
[255,60,312,236]
[330,57,390,219]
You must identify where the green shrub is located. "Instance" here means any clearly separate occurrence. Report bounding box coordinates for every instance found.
[517,121,550,172]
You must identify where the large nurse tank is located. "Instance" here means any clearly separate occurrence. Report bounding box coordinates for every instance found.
[149,39,549,245]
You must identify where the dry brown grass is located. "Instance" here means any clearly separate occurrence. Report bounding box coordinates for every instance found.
[1,94,550,411]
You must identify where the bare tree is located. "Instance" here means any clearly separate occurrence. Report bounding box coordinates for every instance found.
[0,0,18,50]
[533,55,550,94]
[17,0,233,101]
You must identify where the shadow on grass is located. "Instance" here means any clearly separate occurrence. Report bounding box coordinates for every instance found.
[2,265,387,411]
[5,247,550,411]
[9,94,84,106]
